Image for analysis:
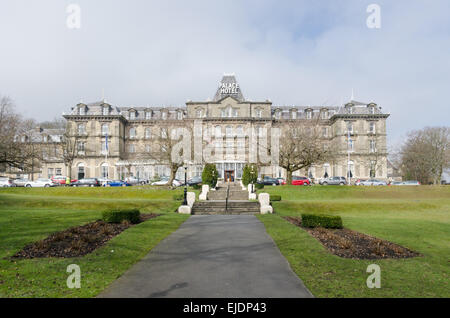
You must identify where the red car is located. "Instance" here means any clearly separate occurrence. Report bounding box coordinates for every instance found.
[291,176,310,186]
[51,176,78,185]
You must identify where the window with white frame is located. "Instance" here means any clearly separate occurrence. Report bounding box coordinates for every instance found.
[196,109,203,118]
[275,110,281,119]
[370,140,376,152]
[145,128,151,139]
[321,110,328,119]
[161,111,167,120]
[79,107,85,115]
[306,110,312,119]
[347,122,353,134]
[101,124,109,135]
[226,126,233,137]
[348,139,354,151]
[129,128,136,138]
[128,144,135,153]
[177,111,183,120]
[101,163,108,178]
[232,108,238,117]
[77,141,85,153]
[161,128,168,139]
[145,144,151,153]
[129,111,136,120]
[322,127,328,137]
[78,124,86,135]
[101,140,107,154]
[291,110,297,119]
[369,122,376,134]
[255,108,262,118]
[103,107,109,115]
[214,126,222,137]
[236,126,244,137]
[145,111,152,120]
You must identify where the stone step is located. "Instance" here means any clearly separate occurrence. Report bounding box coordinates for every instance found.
[192,201,260,215]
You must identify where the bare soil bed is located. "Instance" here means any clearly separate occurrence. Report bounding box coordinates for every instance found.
[284,216,420,260]
[12,214,159,259]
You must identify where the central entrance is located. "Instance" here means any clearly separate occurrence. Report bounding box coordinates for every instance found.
[224,170,235,182]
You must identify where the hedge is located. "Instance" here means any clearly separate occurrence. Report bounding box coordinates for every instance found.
[202,164,218,188]
[255,183,264,190]
[270,195,281,201]
[102,209,141,224]
[301,214,343,229]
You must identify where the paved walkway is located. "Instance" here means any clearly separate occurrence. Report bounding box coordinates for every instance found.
[98,215,313,298]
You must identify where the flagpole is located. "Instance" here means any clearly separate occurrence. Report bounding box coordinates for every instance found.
[105,133,108,186]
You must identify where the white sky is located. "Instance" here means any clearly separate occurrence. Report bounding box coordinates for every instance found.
[0,0,449,148]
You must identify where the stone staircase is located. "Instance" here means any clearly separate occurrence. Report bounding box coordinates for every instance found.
[191,182,260,215]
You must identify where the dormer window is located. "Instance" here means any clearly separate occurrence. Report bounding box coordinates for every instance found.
[161,111,167,120]
[321,110,328,119]
[274,110,281,120]
[103,106,109,115]
[177,111,183,120]
[129,110,136,120]
[255,108,262,118]
[196,109,203,118]
[291,110,297,119]
[79,107,86,115]
[145,111,152,120]
[306,110,312,119]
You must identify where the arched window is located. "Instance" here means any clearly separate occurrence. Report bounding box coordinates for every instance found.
[225,126,233,137]
[101,124,109,135]
[129,128,136,138]
[236,126,244,137]
[347,160,355,178]
[215,126,222,137]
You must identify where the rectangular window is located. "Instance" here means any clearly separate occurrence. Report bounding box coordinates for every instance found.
[370,140,376,152]
[56,168,62,176]
[322,127,328,137]
[77,142,85,153]
[306,111,312,119]
[348,139,354,151]
[291,111,297,119]
[129,111,136,120]
[369,122,376,134]
[78,124,86,135]
[48,168,54,178]
[103,107,109,115]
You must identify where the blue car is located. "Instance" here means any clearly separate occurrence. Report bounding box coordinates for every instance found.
[105,180,131,187]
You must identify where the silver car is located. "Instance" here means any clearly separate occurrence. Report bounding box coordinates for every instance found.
[0,177,13,187]
[392,180,420,186]
[320,176,347,185]
[357,179,387,186]
[12,178,29,187]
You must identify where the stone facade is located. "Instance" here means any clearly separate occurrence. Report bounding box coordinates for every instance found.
[32,74,389,182]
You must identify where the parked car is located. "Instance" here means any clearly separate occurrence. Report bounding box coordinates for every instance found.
[276,178,286,185]
[390,181,404,185]
[402,180,421,186]
[24,178,57,188]
[257,176,279,186]
[291,176,310,186]
[187,176,202,186]
[125,177,148,185]
[105,180,131,187]
[441,180,450,185]
[319,176,347,186]
[0,177,14,187]
[71,178,101,187]
[12,178,29,187]
[51,176,77,185]
[151,177,182,187]
[355,179,387,186]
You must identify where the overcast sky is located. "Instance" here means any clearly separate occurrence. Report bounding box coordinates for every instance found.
[0,0,449,147]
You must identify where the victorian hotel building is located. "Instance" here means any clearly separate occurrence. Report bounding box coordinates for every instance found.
[40,74,389,183]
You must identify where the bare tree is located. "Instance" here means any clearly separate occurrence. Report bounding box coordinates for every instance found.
[138,124,192,186]
[400,126,449,184]
[276,120,337,185]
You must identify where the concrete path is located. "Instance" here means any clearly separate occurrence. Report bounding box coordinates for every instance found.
[98,215,313,298]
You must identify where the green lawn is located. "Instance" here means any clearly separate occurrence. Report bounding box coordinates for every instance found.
[0,186,192,297]
[257,185,450,297]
